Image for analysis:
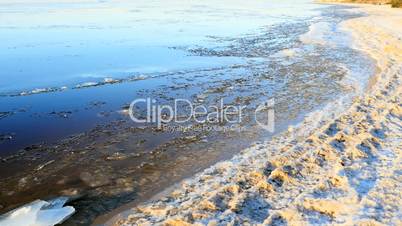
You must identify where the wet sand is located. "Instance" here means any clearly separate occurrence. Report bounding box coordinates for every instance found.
[112,4,402,225]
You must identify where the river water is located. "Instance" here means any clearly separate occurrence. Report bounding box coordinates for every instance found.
[0,1,375,225]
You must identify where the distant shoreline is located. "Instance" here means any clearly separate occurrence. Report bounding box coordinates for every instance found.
[319,0,402,8]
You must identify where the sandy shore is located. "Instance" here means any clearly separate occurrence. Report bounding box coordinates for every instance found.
[112,4,402,226]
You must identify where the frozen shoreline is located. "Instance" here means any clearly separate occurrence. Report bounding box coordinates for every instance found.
[112,4,402,226]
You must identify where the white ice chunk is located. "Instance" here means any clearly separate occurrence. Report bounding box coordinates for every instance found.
[0,197,75,226]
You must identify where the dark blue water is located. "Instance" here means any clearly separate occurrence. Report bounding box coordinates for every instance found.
[0,0,327,154]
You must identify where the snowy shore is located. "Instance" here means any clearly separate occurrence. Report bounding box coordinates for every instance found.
[111,4,402,226]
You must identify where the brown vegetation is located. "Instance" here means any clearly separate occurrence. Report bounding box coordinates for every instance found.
[391,0,402,7]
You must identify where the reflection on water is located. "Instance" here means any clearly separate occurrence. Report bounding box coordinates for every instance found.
[0,0,323,93]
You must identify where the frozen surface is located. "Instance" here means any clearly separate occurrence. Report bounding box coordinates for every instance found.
[0,197,75,226]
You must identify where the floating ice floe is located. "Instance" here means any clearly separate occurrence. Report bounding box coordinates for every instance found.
[75,82,99,88]
[103,77,120,84]
[0,197,75,226]
[31,88,49,94]
[18,87,60,96]
[129,74,147,81]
